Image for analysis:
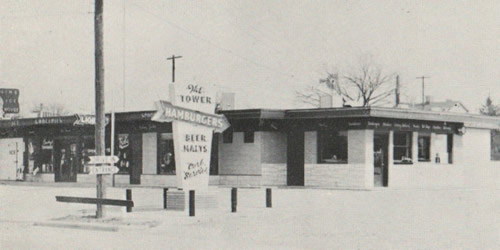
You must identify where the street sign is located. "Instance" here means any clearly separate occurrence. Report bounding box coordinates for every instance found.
[88,165,119,175]
[87,155,119,165]
[0,88,20,113]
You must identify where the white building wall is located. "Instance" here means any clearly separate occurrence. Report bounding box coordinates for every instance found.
[142,132,157,174]
[390,127,499,189]
[218,132,262,187]
[303,129,374,189]
[0,138,24,180]
[461,128,491,166]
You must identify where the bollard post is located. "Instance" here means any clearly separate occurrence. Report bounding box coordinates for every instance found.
[266,188,272,208]
[231,187,237,213]
[163,188,168,209]
[126,189,132,212]
[189,190,195,217]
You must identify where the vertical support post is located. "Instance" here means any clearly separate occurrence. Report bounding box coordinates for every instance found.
[94,0,106,219]
[189,190,195,217]
[111,111,115,187]
[266,188,272,208]
[126,189,132,213]
[231,187,237,213]
[163,188,168,209]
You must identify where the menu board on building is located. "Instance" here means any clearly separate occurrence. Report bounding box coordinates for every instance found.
[152,83,229,191]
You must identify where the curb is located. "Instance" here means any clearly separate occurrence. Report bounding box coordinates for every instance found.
[33,221,119,232]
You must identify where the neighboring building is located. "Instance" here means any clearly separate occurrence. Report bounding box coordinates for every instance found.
[0,107,499,189]
[398,97,469,113]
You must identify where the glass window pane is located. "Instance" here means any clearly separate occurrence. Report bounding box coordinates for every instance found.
[158,133,175,175]
[318,130,348,163]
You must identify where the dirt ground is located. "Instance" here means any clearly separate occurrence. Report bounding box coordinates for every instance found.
[1,183,498,249]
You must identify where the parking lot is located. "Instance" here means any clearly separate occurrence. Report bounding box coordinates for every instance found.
[1,183,498,249]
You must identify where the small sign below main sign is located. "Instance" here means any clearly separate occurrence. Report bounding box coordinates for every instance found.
[87,156,119,165]
[88,165,119,175]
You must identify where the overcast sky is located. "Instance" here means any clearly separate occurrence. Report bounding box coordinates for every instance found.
[1,0,499,115]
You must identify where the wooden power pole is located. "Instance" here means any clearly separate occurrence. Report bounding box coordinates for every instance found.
[167,55,182,83]
[94,0,106,218]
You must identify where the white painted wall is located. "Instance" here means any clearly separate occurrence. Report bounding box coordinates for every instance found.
[462,128,491,166]
[0,138,24,180]
[142,132,157,174]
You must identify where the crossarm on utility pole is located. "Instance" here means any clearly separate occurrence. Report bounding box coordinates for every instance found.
[167,55,182,83]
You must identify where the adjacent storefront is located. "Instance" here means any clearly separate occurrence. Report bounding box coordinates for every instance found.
[1,107,499,189]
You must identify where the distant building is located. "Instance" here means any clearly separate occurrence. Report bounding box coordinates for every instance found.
[398,96,469,113]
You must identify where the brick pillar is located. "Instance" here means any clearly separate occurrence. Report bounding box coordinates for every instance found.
[430,133,436,164]
[388,131,394,186]
[412,132,419,163]
[453,133,463,165]
[303,131,317,187]
[348,129,374,189]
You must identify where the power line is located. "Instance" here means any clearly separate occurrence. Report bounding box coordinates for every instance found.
[128,3,297,80]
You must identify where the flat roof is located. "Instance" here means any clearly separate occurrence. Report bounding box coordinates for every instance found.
[2,107,499,129]
[284,107,500,128]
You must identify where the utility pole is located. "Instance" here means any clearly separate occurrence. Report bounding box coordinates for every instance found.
[394,75,400,107]
[166,55,182,83]
[416,76,430,105]
[94,0,106,218]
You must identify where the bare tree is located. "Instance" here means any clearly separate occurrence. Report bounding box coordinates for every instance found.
[296,57,395,107]
[31,103,71,117]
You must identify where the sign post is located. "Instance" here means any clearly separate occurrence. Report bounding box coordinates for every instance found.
[152,83,229,204]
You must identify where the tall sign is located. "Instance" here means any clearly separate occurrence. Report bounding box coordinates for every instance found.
[0,88,20,113]
[152,83,229,190]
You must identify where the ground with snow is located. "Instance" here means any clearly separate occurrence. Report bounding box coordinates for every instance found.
[1,183,498,249]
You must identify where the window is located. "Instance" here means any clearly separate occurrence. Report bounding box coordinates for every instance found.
[223,129,233,143]
[79,137,95,173]
[116,134,132,174]
[393,132,412,164]
[318,130,348,163]
[244,130,254,143]
[27,137,54,174]
[158,133,175,175]
[418,135,430,162]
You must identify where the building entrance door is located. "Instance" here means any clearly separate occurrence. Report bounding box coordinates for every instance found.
[129,134,142,185]
[54,139,79,182]
[374,133,389,187]
[287,130,304,186]
[0,138,24,181]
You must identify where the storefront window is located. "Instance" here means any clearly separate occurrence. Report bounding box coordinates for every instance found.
[27,137,54,174]
[394,132,412,164]
[39,138,54,173]
[318,130,348,164]
[418,135,431,162]
[116,134,132,174]
[158,133,175,175]
[79,137,95,173]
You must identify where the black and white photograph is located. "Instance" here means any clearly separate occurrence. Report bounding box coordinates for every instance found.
[0,1,499,249]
